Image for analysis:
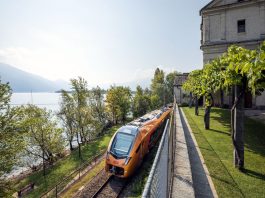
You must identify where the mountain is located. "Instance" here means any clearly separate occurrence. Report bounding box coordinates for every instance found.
[0,62,151,92]
[0,63,69,92]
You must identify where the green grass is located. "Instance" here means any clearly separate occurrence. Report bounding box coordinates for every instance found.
[182,107,265,198]
[14,125,120,198]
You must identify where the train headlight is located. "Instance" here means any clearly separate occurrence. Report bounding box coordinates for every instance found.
[124,157,131,165]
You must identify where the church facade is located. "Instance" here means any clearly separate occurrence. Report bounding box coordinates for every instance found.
[200,0,265,108]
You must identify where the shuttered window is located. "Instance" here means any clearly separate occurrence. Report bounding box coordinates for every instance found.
[238,20,246,33]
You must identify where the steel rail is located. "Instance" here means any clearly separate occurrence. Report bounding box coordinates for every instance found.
[91,175,113,198]
[90,174,126,198]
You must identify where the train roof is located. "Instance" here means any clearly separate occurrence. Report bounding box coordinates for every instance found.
[117,125,139,136]
[128,107,170,127]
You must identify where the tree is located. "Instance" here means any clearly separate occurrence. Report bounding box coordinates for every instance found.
[106,86,132,124]
[59,79,107,159]
[19,105,65,176]
[183,70,203,116]
[165,71,180,104]
[201,58,225,129]
[70,77,90,144]
[88,86,107,136]
[58,91,76,151]
[185,41,265,169]
[132,85,151,118]
[106,86,118,124]
[0,80,23,196]
[222,42,265,169]
[150,68,165,109]
[59,77,99,159]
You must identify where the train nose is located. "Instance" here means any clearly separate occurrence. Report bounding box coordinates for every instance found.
[109,165,124,176]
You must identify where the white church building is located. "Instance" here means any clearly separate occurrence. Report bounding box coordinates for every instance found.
[200,0,265,108]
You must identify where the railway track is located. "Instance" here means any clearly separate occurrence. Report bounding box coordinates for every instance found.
[92,174,125,198]
[75,169,127,198]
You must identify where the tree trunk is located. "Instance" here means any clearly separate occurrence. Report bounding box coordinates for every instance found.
[204,106,211,129]
[122,113,126,124]
[204,94,214,130]
[81,127,87,143]
[189,92,192,108]
[220,89,224,108]
[76,132,82,160]
[42,149,46,176]
[79,131,84,143]
[46,151,53,164]
[41,130,46,177]
[231,87,235,109]
[195,96,199,116]
[69,128,74,151]
[69,140,74,151]
[112,112,115,124]
[232,84,245,169]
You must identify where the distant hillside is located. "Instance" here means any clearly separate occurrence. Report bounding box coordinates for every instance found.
[0,63,69,92]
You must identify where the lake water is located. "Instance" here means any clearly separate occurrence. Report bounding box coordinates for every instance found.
[11,92,61,112]
[8,93,63,178]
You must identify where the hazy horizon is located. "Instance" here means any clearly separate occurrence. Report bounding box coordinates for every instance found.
[0,0,211,86]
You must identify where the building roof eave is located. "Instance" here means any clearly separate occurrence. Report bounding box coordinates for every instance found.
[200,0,262,16]
[200,0,216,16]
[200,38,265,49]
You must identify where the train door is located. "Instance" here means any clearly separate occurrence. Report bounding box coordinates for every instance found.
[139,143,143,161]
[135,142,143,167]
[142,130,149,155]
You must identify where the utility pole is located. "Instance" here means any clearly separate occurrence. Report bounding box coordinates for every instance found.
[42,130,46,177]
[164,83,166,107]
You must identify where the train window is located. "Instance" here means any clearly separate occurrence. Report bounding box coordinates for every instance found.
[156,113,162,119]
[118,126,138,136]
[111,132,135,157]
[149,120,166,146]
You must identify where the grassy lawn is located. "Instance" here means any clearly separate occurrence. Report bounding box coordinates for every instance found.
[14,125,120,198]
[182,107,265,198]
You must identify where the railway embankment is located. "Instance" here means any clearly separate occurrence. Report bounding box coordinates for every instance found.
[13,125,121,198]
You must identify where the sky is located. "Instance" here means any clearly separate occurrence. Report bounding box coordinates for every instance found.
[0,0,211,87]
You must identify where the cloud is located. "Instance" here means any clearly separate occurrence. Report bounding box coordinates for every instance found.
[0,47,36,71]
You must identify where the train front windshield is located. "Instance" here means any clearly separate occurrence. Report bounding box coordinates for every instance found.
[110,132,135,158]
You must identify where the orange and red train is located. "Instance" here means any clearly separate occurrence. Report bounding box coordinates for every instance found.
[105,106,172,178]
